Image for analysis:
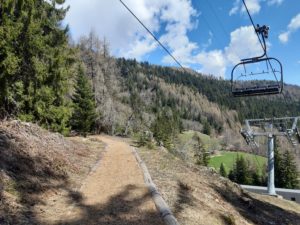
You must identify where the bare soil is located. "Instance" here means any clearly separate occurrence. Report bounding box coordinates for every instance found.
[57,136,164,225]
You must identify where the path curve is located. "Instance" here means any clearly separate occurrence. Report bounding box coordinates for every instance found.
[64,135,164,225]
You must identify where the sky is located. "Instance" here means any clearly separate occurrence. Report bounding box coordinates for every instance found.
[63,0,300,85]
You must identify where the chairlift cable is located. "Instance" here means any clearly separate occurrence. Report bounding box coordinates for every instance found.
[241,0,265,52]
[119,0,186,72]
[205,1,229,38]
[242,0,282,85]
[193,0,224,48]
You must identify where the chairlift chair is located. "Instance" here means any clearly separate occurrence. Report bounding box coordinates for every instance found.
[231,25,283,97]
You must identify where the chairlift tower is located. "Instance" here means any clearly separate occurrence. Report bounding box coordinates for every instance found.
[241,117,300,195]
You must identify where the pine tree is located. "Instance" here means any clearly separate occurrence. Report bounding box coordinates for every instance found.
[219,163,227,177]
[71,65,96,136]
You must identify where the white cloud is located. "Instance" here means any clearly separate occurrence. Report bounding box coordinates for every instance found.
[64,1,266,78]
[194,26,263,77]
[202,31,213,50]
[288,13,300,30]
[175,26,263,78]
[195,50,226,77]
[225,26,262,64]
[278,32,289,44]
[64,0,162,58]
[229,0,261,16]
[268,0,284,6]
[279,13,300,44]
[242,0,261,15]
[120,36,157,59]
[229,0,240,16]
[229,0,283,16]
[64,0,198,61]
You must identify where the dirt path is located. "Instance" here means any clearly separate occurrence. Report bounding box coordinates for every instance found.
[60,136,164,225]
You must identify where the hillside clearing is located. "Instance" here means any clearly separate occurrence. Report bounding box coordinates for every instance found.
[209,151,267,174]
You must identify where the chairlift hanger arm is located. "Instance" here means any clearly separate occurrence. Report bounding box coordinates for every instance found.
[241,24,269,62]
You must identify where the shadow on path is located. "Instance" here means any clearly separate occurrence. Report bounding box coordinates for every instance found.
[57,184,164,225]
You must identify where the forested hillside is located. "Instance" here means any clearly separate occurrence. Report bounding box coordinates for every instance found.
[118,59,300,122]
[1,0,300,150]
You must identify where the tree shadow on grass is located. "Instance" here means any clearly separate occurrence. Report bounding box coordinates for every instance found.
[212,184,300,225]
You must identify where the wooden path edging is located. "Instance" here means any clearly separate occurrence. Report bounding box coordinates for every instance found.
[132,148,180,225]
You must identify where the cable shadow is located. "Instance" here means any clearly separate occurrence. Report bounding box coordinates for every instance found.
[211,184,300,225]
[173,180,195,216]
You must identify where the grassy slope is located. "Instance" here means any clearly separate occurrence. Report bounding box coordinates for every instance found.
[209,151,267,174]
[138,145,300,225]
[176,130,267,174]
[176,130,221,151]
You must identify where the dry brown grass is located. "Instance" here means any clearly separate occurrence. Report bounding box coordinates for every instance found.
[138,146,300,225]
[0,120,105,225]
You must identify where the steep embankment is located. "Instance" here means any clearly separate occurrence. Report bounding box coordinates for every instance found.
[138,146,300,225]
[0,120,105,224]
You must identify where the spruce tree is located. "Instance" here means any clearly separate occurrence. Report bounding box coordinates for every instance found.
[71,65,96,136]
[274,142,284,187]
[274,140,299,188]
[193,133,210,166]
[228,155,252,185]
[203,121,211,136]
[235,155,249,184]
[151,107,181,150]
[281,150,299,189]
[0,0,73,133]
[220,163,227,177]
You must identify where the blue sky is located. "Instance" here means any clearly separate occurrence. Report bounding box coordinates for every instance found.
[64,0,300,85]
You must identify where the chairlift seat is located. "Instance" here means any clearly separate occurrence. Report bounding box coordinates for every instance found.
[232,84,281,97]
[231,56,283,97]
